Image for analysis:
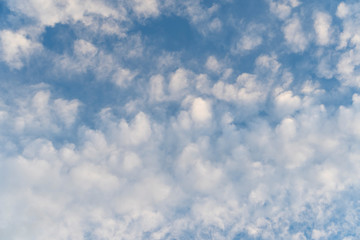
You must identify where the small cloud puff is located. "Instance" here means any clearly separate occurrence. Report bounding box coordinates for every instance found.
[169,68,190,96]
[283,16,309,52]
[191,97,212,123]
[205,56,221,72]
[132,0,160,18]
[233,23,266,53]
[313,11,333,46]
[268,0,301,20]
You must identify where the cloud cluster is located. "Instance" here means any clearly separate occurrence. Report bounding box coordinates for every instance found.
[2,0,360,239]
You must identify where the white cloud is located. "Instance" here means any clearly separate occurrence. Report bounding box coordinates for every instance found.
[1,0,128,70]
[269,1,292,19]
[4,82,360,238]
[283,16,308,52]
[169,68,189,96]
[177,142,222,192]
[112,68,137,87]
[205,55,221,72]
[7,0,121,27]
[9,89,80,134]
[316,52,336,79]
[59,39,98,73]
[314,12,332,46]
[122,151,142,171]
[58,39,136,85]
[209,18,222,32]
[118,112,152,146]
[233,23,265,53]
[268,0,300,20]
[336,2,349,19]
[74,39,98,57]
[212,73,265,106]
[255,54,281,73]
[274,90,301,117]
[132,0,160,18]
[238,35,263,51]
[0,30,41,69]
[338,94,360,137]
[71,162,121,192]
[149,74,165,102]
[333,2,360,87]
[4,0,360,239]
[312,229,327,240]
[190,97,212,123]
[276,117,297,140]
[336,48,360,87]
[54,98,80,127]
[336,3,360,49]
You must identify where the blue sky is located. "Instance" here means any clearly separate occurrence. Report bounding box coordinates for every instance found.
[1,0,360,239]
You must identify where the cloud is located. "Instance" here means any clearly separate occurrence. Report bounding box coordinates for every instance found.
[283,16,309,52]
[1,0,128,70]
[169,68,190,96]
[208,18,222,32]
[268,0,300,20]
[237,35,263,51]
[313,11,333,46]
[190,97,212,123]
[177,142,222,193]
[336,2,350,19]
[333,2,360,87]
[118,112,152,146]
[336,48,360,87]
[112,68,137,87]
[336,2,360,49]
[233,23,265,53]
[132,0,160,18]
[3,0,360,239]
[149,74,165,102]
[7,0,121,27]
[0,30,41,69]
[255,54,281,73]
[274,90,301,119]
[58,39,98,73]
[205,55,221,72]
[2,87,80,136]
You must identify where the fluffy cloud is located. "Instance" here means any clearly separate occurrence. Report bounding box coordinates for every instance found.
[149,74,165,102]
[268,0,301,19]
[169,68,190,96]
[274,90,301,117]
[336,2,350,19]
[234,23,265,53]
[3,88,80,135]
[205,55,221,72]
[7,0,120,27]
[132,0,159,18]
[333,2,360,87]
[212,73,265,105]
[190,97,212,123]
[313,11,333,46]
[3,0,360,239]
[283,16,309,52]
[112,68,137,87]
[0,30,41,69]
[118,112,152,146]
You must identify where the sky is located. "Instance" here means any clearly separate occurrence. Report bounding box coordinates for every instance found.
[1,0,360,239]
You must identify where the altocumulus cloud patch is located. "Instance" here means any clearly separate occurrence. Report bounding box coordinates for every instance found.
[2,0,360,239]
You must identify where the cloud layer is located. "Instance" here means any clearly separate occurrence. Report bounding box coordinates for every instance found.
[1,0,360,239]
